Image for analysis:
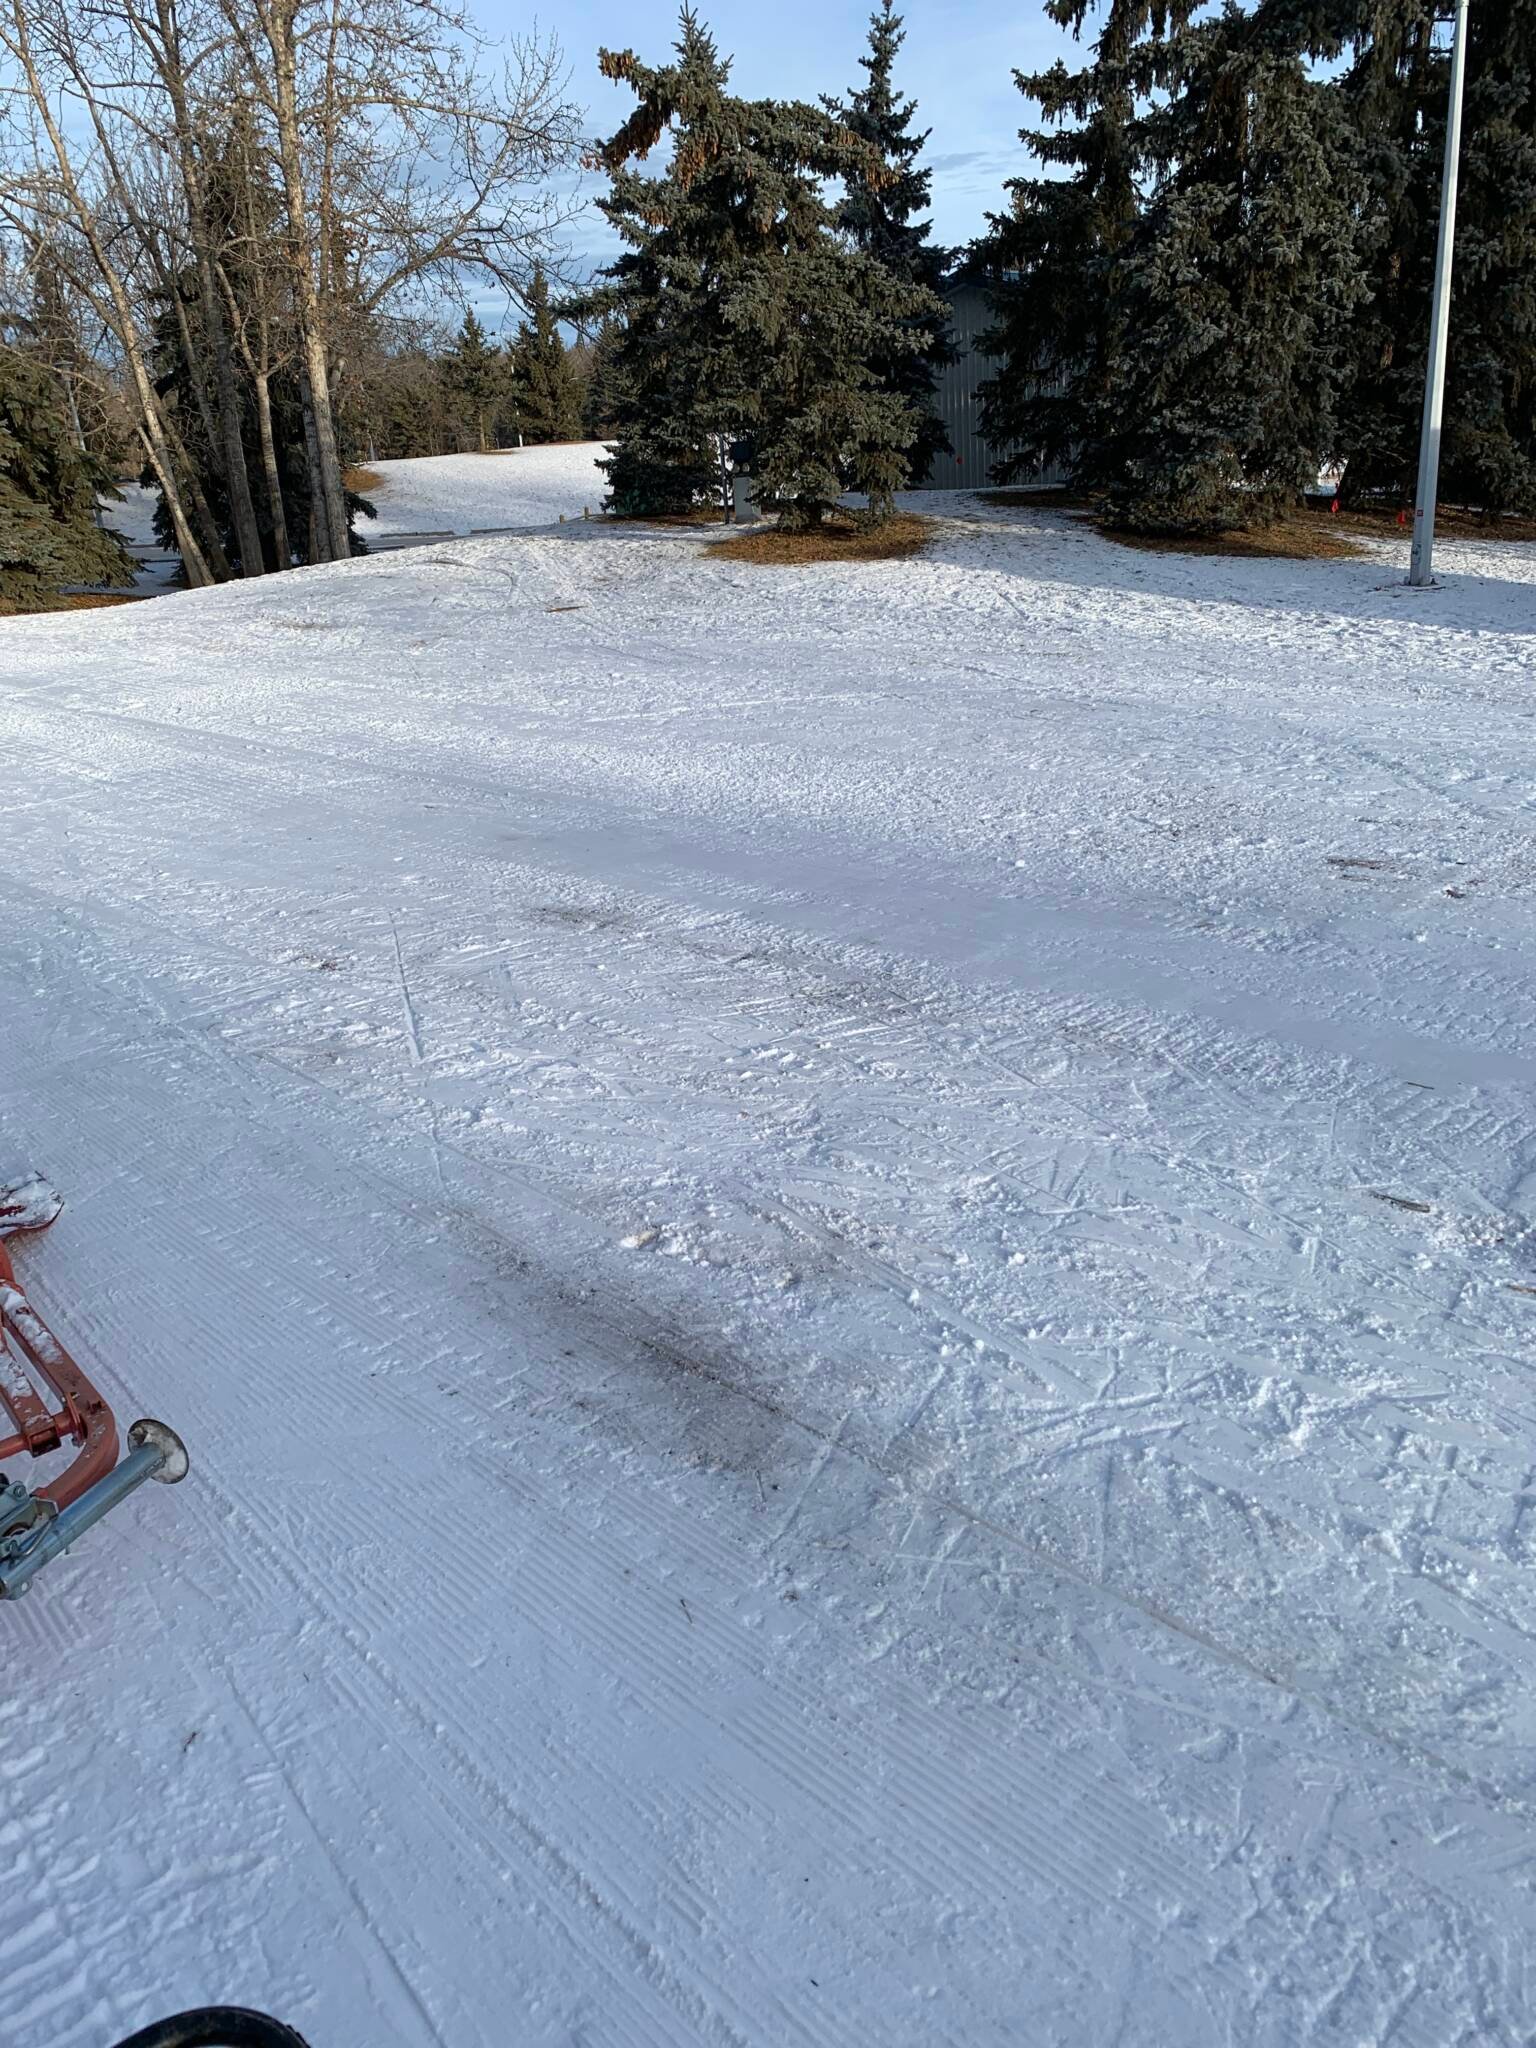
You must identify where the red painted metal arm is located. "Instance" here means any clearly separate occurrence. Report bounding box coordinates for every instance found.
[0,1238,120,1509]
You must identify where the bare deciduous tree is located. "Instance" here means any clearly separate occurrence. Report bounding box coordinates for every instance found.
[0,0,579,577]
[217,0,581,559]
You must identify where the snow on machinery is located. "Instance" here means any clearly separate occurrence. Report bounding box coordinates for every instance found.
[0,1175,187,1597]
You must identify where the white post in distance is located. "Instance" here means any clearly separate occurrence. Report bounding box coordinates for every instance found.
[1408,0,1471,588]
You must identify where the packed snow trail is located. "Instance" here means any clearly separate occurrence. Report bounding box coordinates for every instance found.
[1,499,1534,2045]
[357,441,610,538]
[101,442,610,587]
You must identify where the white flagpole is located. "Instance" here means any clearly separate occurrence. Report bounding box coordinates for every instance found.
[1408,0,1471,588]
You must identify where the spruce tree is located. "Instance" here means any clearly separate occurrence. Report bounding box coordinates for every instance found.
[1337,0,1536,514]
[591,7,942,527]
[1449,0,1536,513]
[976,0,1182,483]
[509,267,584,443]
[586,12,758,516]
[826,0,954,486]
[443,310,503,452]
[1329,10,1447,505]
[0,343,131,607]
[579,316,625,439]
[1087,9,1369,531]
[980,0,1383,531]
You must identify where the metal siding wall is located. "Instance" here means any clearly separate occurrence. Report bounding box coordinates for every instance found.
[910,285,1063,492]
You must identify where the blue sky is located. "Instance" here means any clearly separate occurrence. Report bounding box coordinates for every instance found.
[486,1,1079,279]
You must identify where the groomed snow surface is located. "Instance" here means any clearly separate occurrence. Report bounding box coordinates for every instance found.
[98,441,611,586]
[358,441,610,537]
[2,467,1535,2046]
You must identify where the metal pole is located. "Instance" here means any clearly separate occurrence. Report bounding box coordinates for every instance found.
[1408,0,1471,587]
[0,1418,187,1599]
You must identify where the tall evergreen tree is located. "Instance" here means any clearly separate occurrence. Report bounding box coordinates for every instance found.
[591,7,942,527]
[1448,0,1536,513]
[980,0,1381,531]
[1337,0,1536,513]
[586,13,761,517]
[443,310,503,452]
[510,268,584,443]
[984,0,1534,524]
[1086,9,1369,530]
[579,316,625,440]
[0,343,131,606]
[826,0,954,486]
[976,0,1183,484]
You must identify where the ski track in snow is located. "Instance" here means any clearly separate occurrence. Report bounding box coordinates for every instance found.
[1,487,1535,2044]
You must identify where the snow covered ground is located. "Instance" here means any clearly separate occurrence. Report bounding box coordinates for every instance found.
[1,496,1534,2045]
[96,442,610,586]
[98,480,182,595]
[359,441,611,538]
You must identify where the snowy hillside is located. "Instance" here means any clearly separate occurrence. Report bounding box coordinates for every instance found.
[359,440,610,536]
[1,498,1534,2045]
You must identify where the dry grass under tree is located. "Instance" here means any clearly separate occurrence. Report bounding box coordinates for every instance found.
[1322,500,1536,544]
[977,485,1536,559]
[1107,518,1368,562]
[712,512,932,566]
[977,489,1364,560]
[0,591,144,619]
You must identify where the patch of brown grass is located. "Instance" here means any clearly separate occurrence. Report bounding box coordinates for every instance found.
[345,465,386,494]
[976,481,1536,555]
[712,512,932,566]
[977,487,1365,559]
[1316,500,1536,544]
[0,590,144,618]
[1107,518,1368,562]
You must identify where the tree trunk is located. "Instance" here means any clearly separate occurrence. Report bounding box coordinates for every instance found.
[161,407,235,579]
[297,367,330,563]
[158,20,267,582]
[207,300,265,574]
[266,2,351,560]
[252,369,291,568]
[166,282,225,479]
[305,330,351,555]
[137,426,215,587]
